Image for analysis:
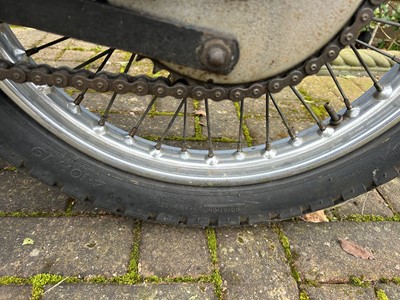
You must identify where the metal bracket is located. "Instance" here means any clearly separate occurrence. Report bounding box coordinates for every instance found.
[0,0,239,74]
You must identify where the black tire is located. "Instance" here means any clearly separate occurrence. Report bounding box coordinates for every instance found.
[1,91,399,226]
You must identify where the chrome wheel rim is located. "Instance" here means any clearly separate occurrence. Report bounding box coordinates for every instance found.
[1,23,399,187]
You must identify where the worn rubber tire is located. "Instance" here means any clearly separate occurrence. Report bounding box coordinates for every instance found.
[0,91,399,226]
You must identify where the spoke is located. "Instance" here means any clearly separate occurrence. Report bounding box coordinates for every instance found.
[74,48,115,105]
[350,44,384,92]
[25,36,69,56]
[372,17,400,28]
[269,93,297,140]
[355,39,400,64]
[155,98,187,150]
[98,53,135,126]
[129,95,158,137]
[265,93,271,150]
[73,48,115,70]
[290,87,326,131]
[237,99,244,152]
[325,63,352,110]
[204,99,215,158]
[181,99,188,152]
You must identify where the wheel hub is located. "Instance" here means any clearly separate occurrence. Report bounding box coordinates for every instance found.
[109,0,363,84]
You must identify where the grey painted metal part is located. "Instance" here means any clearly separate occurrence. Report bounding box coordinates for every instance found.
[109,0,363,84]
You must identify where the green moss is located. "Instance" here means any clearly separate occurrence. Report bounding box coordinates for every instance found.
[91,46,104,54]
[66,46,86,51]
[112,221,142,284]
[375,289,389,300]
[143,275,210,284]
[297,88,328,119]
[0,276,28,285]
[30,274,64,300]
[2,165,17,171]
[130,221,142,274]
[205,228,223,300]
[300,290,310,300]
[211,270,223,300]
[304,279,319,287]
[343,214,400,222]
[148,111,184,117]
[380,277,390,284]
[206,228,218,265]
[274,225,302,284]
[233,102,253,146]
[350,276,370,288]
[393,276,400,285]
[65,198,75,215]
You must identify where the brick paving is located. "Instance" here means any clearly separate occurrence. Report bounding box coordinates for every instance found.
[1,27,400,299]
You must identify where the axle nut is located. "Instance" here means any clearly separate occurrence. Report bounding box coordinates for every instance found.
[200,39,232,73]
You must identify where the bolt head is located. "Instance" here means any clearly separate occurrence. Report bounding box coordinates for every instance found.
[200,39,231,73]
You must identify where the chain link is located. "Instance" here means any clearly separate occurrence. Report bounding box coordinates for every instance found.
[0,0,382,101]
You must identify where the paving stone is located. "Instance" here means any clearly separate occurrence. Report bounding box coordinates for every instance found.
[206,100,244,140]
[156,97,196,113]
[0,285,32,300]
[0,216,134,277]
[298,76,344,112]
[246,115,313,146]
[332,189,393,217]
[336,77,366,101]
[0,170,67,212]
[139,224,212,278]
[217,226,299,300]
[376,283,400,300]
[353,77,374,92]
[283,222,400,282]
[107,114,195,139]
[74,91,152,114]
[304,284,376,300]
[66,39,102,51]
[377,176,400,213]
[43,283,217,300]
[10,27,48,49]
[318,75,367,103]
[56,50,98,68]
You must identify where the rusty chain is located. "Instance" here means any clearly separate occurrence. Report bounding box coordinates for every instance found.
[0,0,383,101]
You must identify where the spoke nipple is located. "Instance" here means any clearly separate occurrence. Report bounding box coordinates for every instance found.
[98,116,107,126]
[129,127,138,137]
[374,82,384,93]
[74,94,85,105]
[324,102,343,126]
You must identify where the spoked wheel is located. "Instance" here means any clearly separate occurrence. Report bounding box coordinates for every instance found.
[0,0,400,226]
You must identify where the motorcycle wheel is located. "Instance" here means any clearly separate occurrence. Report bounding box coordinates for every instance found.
[0,5,400,226]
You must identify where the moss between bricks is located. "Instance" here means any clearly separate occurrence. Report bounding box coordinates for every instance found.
[0,276,28,285]
[273,225,302,284]
[349,276,370,288]
[206,228,224,300]
[233,102,253,146]
[342,213,400,222]
[375,288,389,300]
[297,87,329,120]
[299,290,310,300]
[112,221,142,284]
